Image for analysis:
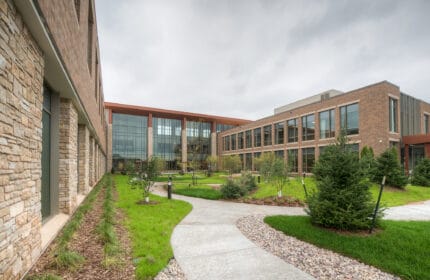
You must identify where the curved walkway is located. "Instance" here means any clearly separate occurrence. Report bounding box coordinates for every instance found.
[153,186,430,280]
[153,189,314,280]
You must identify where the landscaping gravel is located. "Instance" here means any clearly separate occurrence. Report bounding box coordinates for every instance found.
[236,215,400,280]
[155,259,186,280]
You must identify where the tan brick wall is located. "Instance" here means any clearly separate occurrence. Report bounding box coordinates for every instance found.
[219,81,402,173]
[0,1,44,279]
[89,136,95,186]
[59,99,78,214]
[78,124,90,194]
[36,0,107,153]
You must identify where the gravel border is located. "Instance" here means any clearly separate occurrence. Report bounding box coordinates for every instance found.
[236,215,400,280]
[155,259,186,280]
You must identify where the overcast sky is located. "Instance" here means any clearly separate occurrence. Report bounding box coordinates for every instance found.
[96,0,430,120]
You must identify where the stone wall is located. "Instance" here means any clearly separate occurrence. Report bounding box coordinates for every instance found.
[58,99,78,214]
[0,1,44,279]
[78,125,89,194]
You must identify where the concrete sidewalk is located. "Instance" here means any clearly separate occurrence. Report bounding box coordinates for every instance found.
[384,200,430,220]
[153,188,314,280]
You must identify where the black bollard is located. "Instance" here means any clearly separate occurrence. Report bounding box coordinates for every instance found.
[167,176,172,199]
[258,175,260,183]
[369,176,386,234]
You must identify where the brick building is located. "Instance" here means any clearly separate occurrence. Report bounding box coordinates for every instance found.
[104,102,250,171]
[218,81,430,174]
[0,1,107,278]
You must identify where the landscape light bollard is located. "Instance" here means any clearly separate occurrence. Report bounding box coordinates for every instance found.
[167,177,172,200]
[369,175,386,234]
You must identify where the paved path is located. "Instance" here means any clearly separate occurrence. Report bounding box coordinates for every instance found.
[153,188,314,280]
[384,200,430,220]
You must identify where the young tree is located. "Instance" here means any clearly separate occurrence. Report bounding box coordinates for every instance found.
[222,155,242,176]
[307,133,379,230]
[206,155,218,176]
[255,152,288,197]
[359,146,376,179]
[130,157,165,202]
[373,148,408,189]
[411,158,430,187]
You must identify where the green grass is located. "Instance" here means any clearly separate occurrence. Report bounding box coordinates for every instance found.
[25,274,63,280]
[250,177,316,201]
[370,184,430,207]
[172,183,222,200]
[158,172,227,184]
[265,216,430,280]
[115,175,192,279]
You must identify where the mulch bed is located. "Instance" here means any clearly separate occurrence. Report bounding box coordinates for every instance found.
[235,196,305,207]
[27,186,135,279]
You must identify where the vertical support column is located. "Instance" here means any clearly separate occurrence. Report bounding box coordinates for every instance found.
[211,121,217,157]
[58,99,78,214]
[181,118,187,171]
[78,125,90,194]
[404,144,409,175]
[147,113,153,159]
[89,137,94,186]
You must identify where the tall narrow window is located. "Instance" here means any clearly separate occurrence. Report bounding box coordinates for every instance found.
[224,136,230,151]
[302,114,315,141]
[287,119,298,143]
[245,153,252,170]
[263,125,272,146]
[245,130,252,148]
[254,128,261,147]
[274,122,284,145]
[41,86,52,219]
[389,98,398,133]
[319,109,335,139]
[238,132,244,149]
[87,0,94,72]
[340,103,359,135]
[425,114,429,134]
[302,147,315,173]
[231,134,236,150]
[287,149,298,173]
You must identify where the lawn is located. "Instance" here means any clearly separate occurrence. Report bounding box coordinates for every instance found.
[265,216,430,280]
[115,175,192,279]
[172,182,222,200]
[158,171,227,184]
[250,177,316,201]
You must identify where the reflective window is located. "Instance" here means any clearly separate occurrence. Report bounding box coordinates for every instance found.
[112,113,148,161]
[274,122,285,145]
[223,135,230,151]
[287,149,298,173]
[264,125,272,146]
[238,132,244,149]
[245,130,252,148]
[231,134,237,150]
[302,114,315,141]
[275,150,284,159]
[216,124,235,133]
[245,153,252,170]
[340,103,359,135]
[425,114,429,134]
[287,119,298,143]
[319,109,335,139]
[254,127,261,147]
[302,147,315,173]
[153,117,182,169]
[187,121,211,164]
[389,98,398,133]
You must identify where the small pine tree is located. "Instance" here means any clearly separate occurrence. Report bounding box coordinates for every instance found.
[411,158,430,187]
[307,133,379,230]
[373,148,408,189]
[359,146,376,179]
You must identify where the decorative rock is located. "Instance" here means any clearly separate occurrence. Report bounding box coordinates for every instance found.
[155,258,187,280]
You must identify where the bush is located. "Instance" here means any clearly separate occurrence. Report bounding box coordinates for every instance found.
[307,133,379,230]
[220,179,248,199]
[373,148,408,189]
[239,171,257,192]
[359,146,376,179]
[411,158,430,187]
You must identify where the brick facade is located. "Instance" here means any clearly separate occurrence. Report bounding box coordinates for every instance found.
[0,1,44,279]
[78,124,90,194]
[218,81,405,173]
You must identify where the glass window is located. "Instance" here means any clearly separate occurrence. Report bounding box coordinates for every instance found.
[238,132,244,149]
[275,150,284,159]
[302,114,315,141]
[245,153,252,170]
[216,124,235,133]
[186,121,211,166]
[287,119,298,143]
[424,114,429,134]
[319,146,327,156]
[302,147,315,173]
[245,130,252,148]
[231,134,237,150]
[112,113,148,162]
[389,98,398,133]
[340,103,359,135]
[287,149,298,173]
[224,136,230,151]
[264,125,272,146]
[254,127,261,147]
[274,122,285,145]
[319,109,335,139]
[153,117,182,169]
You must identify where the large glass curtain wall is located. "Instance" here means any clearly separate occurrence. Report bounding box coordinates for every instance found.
[187,121,211,168]
[112,113,148,171]
[153,117,182,169]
